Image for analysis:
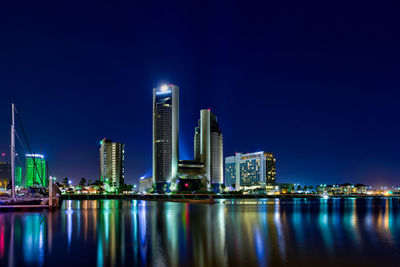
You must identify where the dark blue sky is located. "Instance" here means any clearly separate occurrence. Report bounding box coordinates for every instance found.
[0,1,399,186]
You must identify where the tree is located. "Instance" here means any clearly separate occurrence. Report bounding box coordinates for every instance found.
[88,179,92,185]
[79,178,87,186]
[93,180,103,186]
[232,184,236,190]
[148,183,156,193]
[63,177,69,186]
[296,185,302,191]
[119,183,132,193]
[303,185,308,191]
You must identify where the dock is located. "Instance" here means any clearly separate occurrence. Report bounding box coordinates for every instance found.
[0,197,61,211]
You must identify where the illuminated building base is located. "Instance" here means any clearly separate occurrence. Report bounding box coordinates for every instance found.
[177,178,202,192]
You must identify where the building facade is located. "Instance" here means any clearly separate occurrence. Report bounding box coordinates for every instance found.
[225,155,239,188]
[139,176,153,193]
[153,84,179,191]
[0,162,22,189]
[225,152,276,189]
[194,109,223,189]
[25,154,47,187]
[99,138,125,188]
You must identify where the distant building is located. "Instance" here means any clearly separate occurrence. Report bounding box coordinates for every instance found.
[15,166,22,186]
[194,109,223,189]
[99,138,125,188]
[0,162,22,188]
[225,154,240,188]
[25,154,47,187]
[139,177,153,193]
[339,183,354,195]
[153,84,179,192]
[355,184,367,194]
[317,184,341,195]
[225,152,276,189]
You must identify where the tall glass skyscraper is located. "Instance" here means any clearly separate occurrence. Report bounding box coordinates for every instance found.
[25,154,47,187]
[99,138,125,189]
[153,84,179,191]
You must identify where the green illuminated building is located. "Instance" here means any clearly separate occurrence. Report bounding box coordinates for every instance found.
[25,154,47,187]
[0,162,22,188]
[15,166,22,186]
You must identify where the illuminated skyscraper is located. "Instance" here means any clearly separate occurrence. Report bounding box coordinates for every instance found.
[99,138,125,188]
[225,152,276,189]
[153,84,179,191]
[194,109,223,189]
[25,154,47,187]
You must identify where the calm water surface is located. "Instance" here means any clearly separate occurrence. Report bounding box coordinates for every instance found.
[0,198,400,267]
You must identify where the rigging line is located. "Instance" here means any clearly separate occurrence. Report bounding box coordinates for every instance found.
[14,107,45,187]
[15,130,28,153]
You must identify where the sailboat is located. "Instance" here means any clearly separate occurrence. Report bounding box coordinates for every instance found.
[0,103,43,206]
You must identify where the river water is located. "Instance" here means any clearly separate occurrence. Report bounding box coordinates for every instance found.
[0,198,399,266]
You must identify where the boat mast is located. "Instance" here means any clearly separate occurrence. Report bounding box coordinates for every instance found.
[11,103,15,200]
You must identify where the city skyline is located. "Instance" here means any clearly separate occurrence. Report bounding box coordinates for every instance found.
[1,3,400,186]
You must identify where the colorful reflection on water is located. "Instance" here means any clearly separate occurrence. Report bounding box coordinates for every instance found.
[0,198,400,266]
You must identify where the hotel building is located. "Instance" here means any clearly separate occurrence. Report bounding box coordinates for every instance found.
[225,151,276,189]
[25,154,47,187]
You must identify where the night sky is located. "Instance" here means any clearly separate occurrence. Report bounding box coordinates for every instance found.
[0,1,399,186]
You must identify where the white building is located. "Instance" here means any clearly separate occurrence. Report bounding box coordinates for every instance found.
[225,152,276,189]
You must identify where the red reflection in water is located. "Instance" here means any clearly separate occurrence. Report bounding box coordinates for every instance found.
[0,225,4,259]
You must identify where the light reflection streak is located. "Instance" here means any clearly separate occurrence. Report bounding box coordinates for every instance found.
[274,199,286,260]
[132,200,138,265]
[318,199,333,254]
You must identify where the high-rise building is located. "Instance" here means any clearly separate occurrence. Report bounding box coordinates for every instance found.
[194,109,223,188]
[264,152,276,187]
[194,124,200,161]
[153,84,179,191]
[225,151,276,189]
[25,154,47,187]
[0,162,21,188]
[99,138,125,188]
[225,153,241,188]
